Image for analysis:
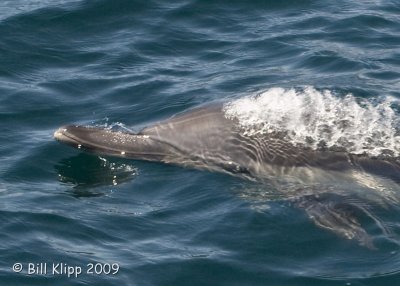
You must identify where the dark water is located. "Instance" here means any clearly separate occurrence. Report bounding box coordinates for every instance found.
[1,0,400,285]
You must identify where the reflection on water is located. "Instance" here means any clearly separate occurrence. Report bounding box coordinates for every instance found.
[54,153,137,197]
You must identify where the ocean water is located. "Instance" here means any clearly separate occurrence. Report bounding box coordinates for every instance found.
[1,0,400,285]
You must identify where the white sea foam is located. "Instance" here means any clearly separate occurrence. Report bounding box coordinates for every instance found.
[92,119,135,133]
[223,87,400,157]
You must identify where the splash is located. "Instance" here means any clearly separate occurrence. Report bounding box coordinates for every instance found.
[223,87,400,157]
[91,118,135,133]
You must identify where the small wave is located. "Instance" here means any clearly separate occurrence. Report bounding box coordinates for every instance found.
[224,87,400,157]
[90,118,136,133]
[106,122,136,133]
[0,0,80,21]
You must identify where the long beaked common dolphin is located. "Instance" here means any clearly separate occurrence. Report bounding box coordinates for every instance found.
[54,104,400,248]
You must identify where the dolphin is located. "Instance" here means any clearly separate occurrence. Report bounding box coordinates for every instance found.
[54,103,400,248]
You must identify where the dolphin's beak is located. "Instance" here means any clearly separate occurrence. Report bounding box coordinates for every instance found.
[54,127,66,140]
[54,124,170,160]
[54,126,81,147]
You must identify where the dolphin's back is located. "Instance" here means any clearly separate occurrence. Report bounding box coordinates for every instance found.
[139,104,236,151]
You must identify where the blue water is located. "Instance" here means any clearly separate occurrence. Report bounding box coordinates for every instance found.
[1,0,400,285]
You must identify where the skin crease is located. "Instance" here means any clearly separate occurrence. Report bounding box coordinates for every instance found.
[54,104,400,248]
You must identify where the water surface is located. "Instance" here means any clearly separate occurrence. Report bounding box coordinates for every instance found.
[1,0,400,285]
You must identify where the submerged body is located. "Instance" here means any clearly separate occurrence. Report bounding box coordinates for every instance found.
[54,104,400,248]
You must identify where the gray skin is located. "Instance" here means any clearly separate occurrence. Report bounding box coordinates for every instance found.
[54,104,400,248]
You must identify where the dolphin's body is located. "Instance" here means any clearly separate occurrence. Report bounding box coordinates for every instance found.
[54,104,400,248]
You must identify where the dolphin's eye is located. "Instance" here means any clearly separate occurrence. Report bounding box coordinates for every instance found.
[222,162,249,174]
